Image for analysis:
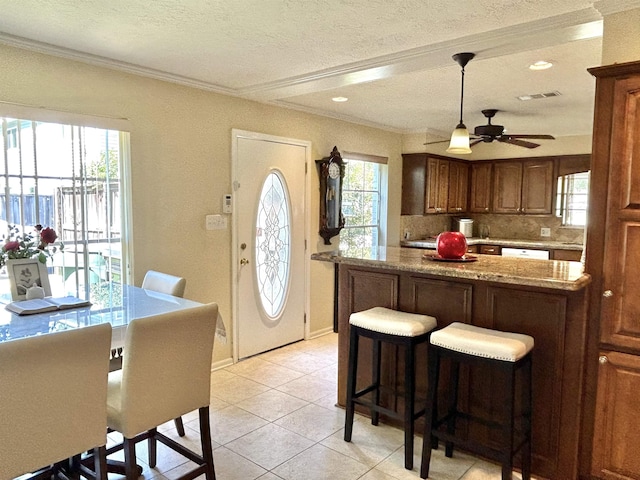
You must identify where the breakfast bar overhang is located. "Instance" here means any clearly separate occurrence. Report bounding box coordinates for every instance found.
[312,247,591,480]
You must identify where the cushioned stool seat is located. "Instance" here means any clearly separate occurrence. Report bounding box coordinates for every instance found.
[421,322,534,480]
[345,307,437,470]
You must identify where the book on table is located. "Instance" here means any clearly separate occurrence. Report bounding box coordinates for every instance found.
[5,296,92,315]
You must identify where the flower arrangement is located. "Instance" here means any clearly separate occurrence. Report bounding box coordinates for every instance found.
[1,224,63,268]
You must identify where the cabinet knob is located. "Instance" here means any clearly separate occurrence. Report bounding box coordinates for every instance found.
[599,355,608,364]
[240,258,250,265]
[603,290,613,298]
[485,207,489,211]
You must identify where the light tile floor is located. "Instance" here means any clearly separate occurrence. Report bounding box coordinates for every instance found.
[107,333,532,480]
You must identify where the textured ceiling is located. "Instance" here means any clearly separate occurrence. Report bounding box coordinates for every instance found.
[0,0,635,144]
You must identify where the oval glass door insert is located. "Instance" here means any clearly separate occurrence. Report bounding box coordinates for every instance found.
[255,170,291,319]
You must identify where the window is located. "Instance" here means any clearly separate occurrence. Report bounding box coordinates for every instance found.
[556,171,590,227]
[339,155,386,256]
[0,116,130,301]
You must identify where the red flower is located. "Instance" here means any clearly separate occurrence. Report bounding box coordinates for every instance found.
[3,240,20,252]
[39,227,58,245]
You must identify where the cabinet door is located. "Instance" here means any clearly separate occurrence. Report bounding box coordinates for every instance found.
[600,76,640,352]
[522,160,553,214]
[425,158,449,213]
[492,161,522,213]
[469,162,492,213]
[448,161,469,213]
[592,351,640,479]
[401,154,426,215]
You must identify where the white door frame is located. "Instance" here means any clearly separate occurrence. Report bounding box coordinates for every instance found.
[231,129,311,363]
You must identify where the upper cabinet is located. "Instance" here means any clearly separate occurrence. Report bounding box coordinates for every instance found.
[492,159,553,214]
[522,160,555,214]
[469,162,492,213]
[401,154,468,215]
[402,154,555,216]
[401,153,427,215]
[447,161,469,213]
[425,157,450,214]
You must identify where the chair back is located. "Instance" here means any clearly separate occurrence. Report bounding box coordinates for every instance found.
[0,323,112,480]
[114,303,218,438]
[142,270,187,297]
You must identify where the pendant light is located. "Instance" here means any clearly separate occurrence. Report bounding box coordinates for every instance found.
[446,52,475,154]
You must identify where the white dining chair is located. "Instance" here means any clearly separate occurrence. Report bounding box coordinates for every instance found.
[0,323,112,480]
[142,270,186,298]
[141,269,189,436]
[105,303,218,480]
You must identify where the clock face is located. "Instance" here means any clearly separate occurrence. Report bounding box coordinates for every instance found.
[328,162,340,179]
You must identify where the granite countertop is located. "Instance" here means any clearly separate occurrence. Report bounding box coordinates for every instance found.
[400,237,584,251]
[311,246,591,291]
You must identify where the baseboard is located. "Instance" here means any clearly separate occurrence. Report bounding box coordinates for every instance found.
[211,357,234,371]
[308,326,335,339]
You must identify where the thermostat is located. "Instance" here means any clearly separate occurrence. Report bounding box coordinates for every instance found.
[223,194,232,214]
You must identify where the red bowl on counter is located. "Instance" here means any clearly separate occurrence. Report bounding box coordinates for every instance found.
[436,231,468,259]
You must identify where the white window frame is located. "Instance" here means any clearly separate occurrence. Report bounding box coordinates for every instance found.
[339,152,388,256]
[0,104,132,300]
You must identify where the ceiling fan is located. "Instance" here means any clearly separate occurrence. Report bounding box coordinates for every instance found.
[470,109,555,148]
[425,108,555,149]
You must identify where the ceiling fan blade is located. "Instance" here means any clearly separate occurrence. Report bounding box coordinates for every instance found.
[423,139,449,145]
[470,139,484,147]
[499,136,540,149]
[505,134,555,140]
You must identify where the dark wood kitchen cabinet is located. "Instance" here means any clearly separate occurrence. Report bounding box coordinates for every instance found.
[583,60,640,480]
[493,160,553,214]
[447,160,468,213]
[469,162,492,213]
[492,161,522,213]
[401,153,426,215]
[522,160,554,214]
[401,154,455,215]
[426,157,449,213]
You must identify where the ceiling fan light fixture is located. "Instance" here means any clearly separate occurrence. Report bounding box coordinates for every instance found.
[446,123,472,154]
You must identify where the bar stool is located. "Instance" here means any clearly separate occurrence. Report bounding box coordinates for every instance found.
[344,306,437,470]
[420,322,534,480]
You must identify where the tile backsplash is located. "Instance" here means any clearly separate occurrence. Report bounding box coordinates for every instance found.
[401,214,584,244]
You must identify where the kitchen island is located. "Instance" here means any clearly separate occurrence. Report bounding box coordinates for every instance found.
[312,247,591,480]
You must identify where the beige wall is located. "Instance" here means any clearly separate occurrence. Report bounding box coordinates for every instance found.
[601,7,640,65]
[0,43,402,364]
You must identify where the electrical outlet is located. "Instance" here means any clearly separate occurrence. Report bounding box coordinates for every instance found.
[540,227,551,237]
[206,214,227,230]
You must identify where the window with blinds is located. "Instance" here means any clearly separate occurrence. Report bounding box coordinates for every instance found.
[0,117,129,300]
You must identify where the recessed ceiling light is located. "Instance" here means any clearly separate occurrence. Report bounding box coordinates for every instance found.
[332,96,348,102]
[529,61,553,71]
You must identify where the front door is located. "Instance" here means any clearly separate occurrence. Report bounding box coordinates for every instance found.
[232,130,309,360]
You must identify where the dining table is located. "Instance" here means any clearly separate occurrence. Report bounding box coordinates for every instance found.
[0,283,220,349]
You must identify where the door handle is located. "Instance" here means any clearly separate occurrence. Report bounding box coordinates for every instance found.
[240,258,249,265]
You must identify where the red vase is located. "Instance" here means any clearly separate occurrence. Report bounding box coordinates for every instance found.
[436,231,467,259]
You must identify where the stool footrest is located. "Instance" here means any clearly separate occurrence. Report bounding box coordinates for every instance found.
[434,410,504,431]
[353,397,426,423]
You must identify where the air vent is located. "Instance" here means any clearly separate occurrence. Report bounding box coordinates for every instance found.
[517,91,562,101]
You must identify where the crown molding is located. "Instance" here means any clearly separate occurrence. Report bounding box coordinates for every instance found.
[594,0,640,16]
[0,32,236,97]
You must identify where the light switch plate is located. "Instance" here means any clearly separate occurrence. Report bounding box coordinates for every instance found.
[206,214,227,230]
[540,227,551,237]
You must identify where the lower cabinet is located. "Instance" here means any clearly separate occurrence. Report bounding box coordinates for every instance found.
[337,264,588,480]
[591,351,640,479]
[479,244,501,255]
